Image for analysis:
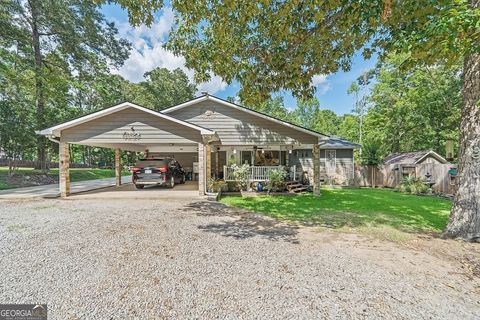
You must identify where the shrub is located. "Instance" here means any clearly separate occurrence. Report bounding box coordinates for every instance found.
[226,181,240,192]
[267,168,287,192]
[398,176,429,194]
[231,163,250,191]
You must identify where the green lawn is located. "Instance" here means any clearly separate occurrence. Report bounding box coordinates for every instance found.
[0,167,131,190]
[220,188,452,234]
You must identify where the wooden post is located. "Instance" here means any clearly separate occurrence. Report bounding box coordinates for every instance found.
[214,147,219,179]
[205,144,212,182]
[59,141,70,198]
[198,143,205,195]
[313,144,321,196]
[115,148,121,187]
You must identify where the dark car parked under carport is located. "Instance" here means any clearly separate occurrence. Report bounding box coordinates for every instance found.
[132,158,185,189]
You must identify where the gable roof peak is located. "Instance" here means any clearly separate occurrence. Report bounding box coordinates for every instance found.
[162,94,330,140]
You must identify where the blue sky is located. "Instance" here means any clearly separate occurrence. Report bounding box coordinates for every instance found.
[101,4,377,115]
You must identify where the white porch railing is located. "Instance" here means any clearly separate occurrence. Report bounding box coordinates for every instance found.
[223,165,296,181]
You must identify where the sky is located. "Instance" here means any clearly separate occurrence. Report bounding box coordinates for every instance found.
[101,4,377,115]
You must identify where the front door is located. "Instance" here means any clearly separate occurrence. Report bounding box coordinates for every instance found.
[211,150,227,179]
[325,150,336,173]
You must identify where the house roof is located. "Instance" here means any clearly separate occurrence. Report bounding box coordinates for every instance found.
[162,94,329,140]
[37,102,215,137]
[321,137,361,149]
[383,150,448,165]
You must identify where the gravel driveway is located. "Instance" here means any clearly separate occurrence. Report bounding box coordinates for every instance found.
[0,198,478,319]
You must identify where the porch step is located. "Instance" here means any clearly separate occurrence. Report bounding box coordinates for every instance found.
[286,183,302,190]
[289,186,308,193]
[285,180,300,186]
[285,181,309,193]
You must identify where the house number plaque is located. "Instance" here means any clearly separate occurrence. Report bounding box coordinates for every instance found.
[122,126,141,141]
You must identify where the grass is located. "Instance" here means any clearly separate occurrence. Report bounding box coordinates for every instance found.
[0,167,131,190]
[220,188,452,234]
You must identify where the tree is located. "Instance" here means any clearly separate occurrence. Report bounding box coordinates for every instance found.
[255,96,291,121]
[338,114,360,144]
[129,68,196,110]
[291,98,321,130]
[348,70,374,149]
[315,110,341,136]
[363,54,462,157]
[1,0,130,169]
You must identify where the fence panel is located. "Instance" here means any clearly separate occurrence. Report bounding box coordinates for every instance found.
[355,163,457,194]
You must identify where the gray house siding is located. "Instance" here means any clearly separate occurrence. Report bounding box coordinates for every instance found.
[61,107,203,145]
[290,148,354,185]
[320,149,354,184]
[168,100,318,145]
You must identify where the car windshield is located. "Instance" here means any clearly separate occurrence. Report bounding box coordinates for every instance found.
[135,158,167,168]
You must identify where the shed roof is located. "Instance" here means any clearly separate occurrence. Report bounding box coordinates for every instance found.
[383,150,448,165]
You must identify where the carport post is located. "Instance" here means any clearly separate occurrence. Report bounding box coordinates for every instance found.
[198,143,205,195]
[205,144,212,184]
[59,141,70,198]
[115,148,122,187]
[313,144,321,196]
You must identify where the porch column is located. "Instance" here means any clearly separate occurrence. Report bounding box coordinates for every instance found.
[214,148,219,179]
[59,141,70,198]
[198,143,205,195]
[313,144,321,196]
[205,144,212,182]
[115,148,122,187]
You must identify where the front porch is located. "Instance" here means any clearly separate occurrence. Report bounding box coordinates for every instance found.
[206,144,321,193]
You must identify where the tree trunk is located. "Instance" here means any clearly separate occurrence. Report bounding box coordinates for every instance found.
[28,0,47,171]
[444,52,480,241]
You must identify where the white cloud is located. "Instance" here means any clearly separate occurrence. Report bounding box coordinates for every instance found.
[312,74,331,95]
[112,7,227,94]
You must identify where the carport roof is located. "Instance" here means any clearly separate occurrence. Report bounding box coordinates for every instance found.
[36,102,216,137]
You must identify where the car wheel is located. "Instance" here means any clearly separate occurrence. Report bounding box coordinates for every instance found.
[168,176,175,188]
[135,184,144,189]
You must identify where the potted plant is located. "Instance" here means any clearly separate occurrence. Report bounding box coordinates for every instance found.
[207,178,227,199]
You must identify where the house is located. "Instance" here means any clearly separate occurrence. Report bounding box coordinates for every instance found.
[37,94,359,197]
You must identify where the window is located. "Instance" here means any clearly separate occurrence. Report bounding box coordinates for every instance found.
[241,151,252,165]
[402,166,416,178]
[255,150,280,166]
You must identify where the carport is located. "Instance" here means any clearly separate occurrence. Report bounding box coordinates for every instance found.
[37,102,218,197]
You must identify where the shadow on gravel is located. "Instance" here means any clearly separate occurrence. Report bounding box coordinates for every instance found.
[185,201,300,244]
